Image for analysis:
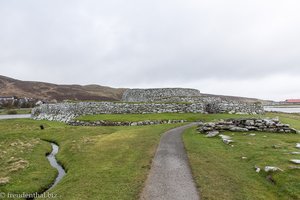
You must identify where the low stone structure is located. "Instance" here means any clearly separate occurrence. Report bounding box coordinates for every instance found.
[197,118,298,134]
[32,102,205,122]
[68,119,187,126]
[121,88,201,102]
[32,88,265,123]
[122,89,264,114]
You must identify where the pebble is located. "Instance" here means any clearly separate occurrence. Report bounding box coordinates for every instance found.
[254,166,261,173]
[264,166,283,172]
[291,152,300,155]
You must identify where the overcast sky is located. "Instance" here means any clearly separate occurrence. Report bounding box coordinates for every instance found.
[0,0,300,101]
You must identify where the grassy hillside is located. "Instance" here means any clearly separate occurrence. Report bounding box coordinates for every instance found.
[0,75,125,101]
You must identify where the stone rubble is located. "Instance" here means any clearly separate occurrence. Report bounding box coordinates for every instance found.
[289,166,300,169]
[0,177,10,185]
[218,134,234,145]
[254,166,261,173]
[205,130,220,138]
[197,118,298,134]
[291,152,300,155]
[68,119,187,126]
[264,166,283,172]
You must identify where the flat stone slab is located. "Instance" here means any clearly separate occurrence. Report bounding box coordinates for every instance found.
[140,123,200,200]
[290,159,300,164]
[264,166,283,172]
[291,152,300,155]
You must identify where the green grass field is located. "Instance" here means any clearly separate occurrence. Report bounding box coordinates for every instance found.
[0,112,300,199]
[183,113,300,200]
[0,119,182,200]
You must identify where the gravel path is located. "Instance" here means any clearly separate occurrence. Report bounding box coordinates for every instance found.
[140,123,200,200]
[0,114,31,120]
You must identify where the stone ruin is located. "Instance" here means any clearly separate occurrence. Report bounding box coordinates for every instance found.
[197,118,300,175]
[32,88,265,123]
[121,88,201,102]
[197,118,299,135]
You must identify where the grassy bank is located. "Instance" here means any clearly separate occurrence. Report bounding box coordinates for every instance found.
[1,112,300,199]
[0,108,31,115]
[183,113,300,200]
[0,119,181,200]
[76,113,254,122]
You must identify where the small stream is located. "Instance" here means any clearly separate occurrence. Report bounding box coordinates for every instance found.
[46,143,66,191]
[26,143,66,200]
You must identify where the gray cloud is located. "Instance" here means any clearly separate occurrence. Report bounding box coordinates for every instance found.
[0,0,300,100]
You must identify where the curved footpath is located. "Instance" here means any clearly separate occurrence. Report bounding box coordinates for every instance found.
[0,114,31,120]
[140,123,200,200]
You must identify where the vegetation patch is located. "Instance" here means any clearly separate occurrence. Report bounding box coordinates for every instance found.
[1,112,299,199]
[0,119,182,199]
[183,113,300,200]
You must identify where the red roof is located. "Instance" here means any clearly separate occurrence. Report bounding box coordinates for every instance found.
[286,99,300,103]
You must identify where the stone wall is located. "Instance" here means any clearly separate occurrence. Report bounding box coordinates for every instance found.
[122,94,265,115]
[121,88,201,102]
[197,118,298,134]
[32,102,205,122]
[68,119,187,126]
[32,88,265,123]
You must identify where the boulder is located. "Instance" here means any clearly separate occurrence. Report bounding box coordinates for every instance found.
[254,166,261,173]
[291,152,300,155]
[264,166,283,172]
[229,127,249,132]
[222,139,234,145]
[206,131,220,138]
[0,177,10,185]
[290,159,300,164]
[219,134,232,140]
[245,120,255,126]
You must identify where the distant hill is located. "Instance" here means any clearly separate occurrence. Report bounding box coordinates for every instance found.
[0,75,126,101]
[0,75,272,104]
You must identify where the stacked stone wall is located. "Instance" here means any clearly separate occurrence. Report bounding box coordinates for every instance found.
[32,88,265,123]
[32,102,205,122]
[121,88,201,102]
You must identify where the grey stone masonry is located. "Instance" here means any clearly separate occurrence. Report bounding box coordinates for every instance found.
[197,118,299,134]
[121,88,201,102]
[32,88,265,124]
[32,102,205,122]
[68,119,187,126]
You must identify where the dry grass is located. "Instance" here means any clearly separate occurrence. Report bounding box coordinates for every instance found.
[0,177,10,185]
[0,75,125,101]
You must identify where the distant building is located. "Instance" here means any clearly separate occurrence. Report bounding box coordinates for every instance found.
[285,99,300,103]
